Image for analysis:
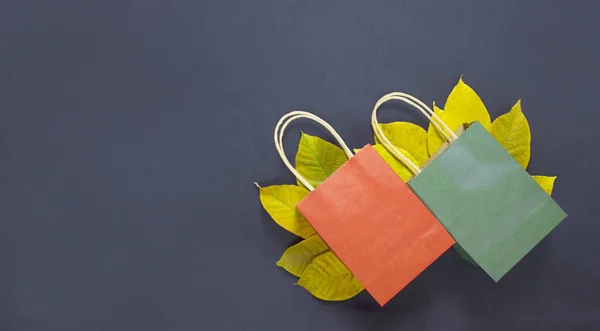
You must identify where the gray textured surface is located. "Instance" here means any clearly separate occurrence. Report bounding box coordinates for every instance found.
[0,1,598,330]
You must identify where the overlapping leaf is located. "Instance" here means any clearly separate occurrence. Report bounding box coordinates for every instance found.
[260,132,363,300]
[295,133,347,188]
[354,145,419,182]
[297,251,364,301]
[276,235,329,277]
[258,185,315,238]
[532,176,557,195]
[491,100,531,168]
[375,122,429,165]
[426,103,448,157]
[428,77,491,155]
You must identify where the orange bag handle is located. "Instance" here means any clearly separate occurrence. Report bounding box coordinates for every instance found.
[275,111,354,191]
[371,92,458,175]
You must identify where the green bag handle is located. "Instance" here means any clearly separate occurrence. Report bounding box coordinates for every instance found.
[371,92,458,175]
[274,111,354,191]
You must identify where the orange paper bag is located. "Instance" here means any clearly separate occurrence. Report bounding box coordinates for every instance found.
[275,111,455,306]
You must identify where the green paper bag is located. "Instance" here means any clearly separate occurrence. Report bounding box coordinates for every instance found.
[372,93,567,281]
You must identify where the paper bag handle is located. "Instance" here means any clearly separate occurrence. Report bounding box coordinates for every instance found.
[275,111,354,191]
[371,92,458,175]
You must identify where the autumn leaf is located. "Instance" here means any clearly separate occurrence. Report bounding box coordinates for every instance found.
[426,103,447,157]
[491,100,531,168]
[295,133,348,188]
[297,251,364,301]
[258,185,315,238]
[354,145,419,182]
[428,77,491,155]
[374,122,429,165]
[532,175,557,195]
[276,235,329,277]
[444,77,492,129]
[372,145,419,182]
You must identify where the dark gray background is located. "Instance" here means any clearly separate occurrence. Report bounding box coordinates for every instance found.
[1,0,598,330]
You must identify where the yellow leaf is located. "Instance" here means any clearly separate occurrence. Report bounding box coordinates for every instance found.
[295,133,348,188]
[354,145,418,181]
[491,100,531,168]
[372,145,418,182]
[444,77,492,129]
[259,185,315,238]
[276,235,329,277]
[374,122,429,165]
[532,175,556,195]
[428,77,492,155]
[426,103,447,156]
[297,251,364,301]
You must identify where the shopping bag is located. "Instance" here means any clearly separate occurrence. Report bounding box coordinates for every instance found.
[371,93,567,282]
[275,111,455,306]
